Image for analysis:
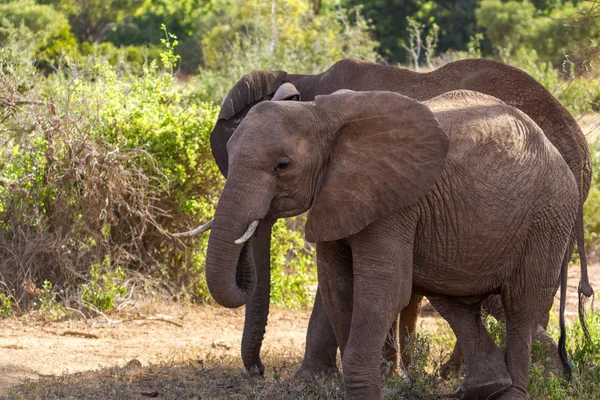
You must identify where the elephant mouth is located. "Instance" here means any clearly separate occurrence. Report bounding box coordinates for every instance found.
[268,195,312,220]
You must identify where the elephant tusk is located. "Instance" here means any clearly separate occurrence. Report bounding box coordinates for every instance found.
[172,220,213,237]
[234,220,260,245]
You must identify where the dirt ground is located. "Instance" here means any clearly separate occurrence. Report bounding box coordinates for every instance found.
[1,263,598,399]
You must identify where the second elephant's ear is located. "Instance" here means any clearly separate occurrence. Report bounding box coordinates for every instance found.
[272,82,301,101]
[211,70,287,177]
[305,91,450,243]
[218,70,288,120]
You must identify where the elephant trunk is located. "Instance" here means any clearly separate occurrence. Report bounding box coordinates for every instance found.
[205,185,259,308]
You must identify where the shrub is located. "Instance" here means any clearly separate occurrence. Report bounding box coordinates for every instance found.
[0,0,77,68]
[194,0,380,103]
[79,260,127,312]
[0,293,14,318]
[477,0,600,69]
[0,40,222,308]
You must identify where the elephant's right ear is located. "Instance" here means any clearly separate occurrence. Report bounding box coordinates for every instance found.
[211,70,287,177]
[305,91,450,243]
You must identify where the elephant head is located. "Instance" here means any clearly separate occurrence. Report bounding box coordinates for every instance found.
[204,91,449,308]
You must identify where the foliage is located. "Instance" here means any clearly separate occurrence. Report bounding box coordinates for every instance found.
[342,0,479,62]
[38,280,67,318]
[584,140,600,252]
[79,259,127,312]
[0,293,14,318]
[270,218,317,309]
[195,0,380,103]
[477,0,600,68]
[0,34,223,308]
[512,48,600,115]
[0,0,77,67]
[528,311,600,399]
[39,0,146,43]
[476,0,536,55]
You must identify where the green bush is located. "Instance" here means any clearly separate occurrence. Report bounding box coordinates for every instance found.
[0,39,222,306]
[194,0,380,103]
[476,0,536,55]
[270,217,316,309]
[0,0,77,67]
[0,293,13,318]
[509,48,600,115]
[80,259,127,312]
[477,0,600,68]
[584,141,600,250]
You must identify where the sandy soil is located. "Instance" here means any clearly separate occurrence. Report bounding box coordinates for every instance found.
[1,263,598,398]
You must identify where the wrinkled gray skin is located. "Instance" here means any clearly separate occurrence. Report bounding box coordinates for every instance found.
[206,58,592,377]
[204,89,579,399]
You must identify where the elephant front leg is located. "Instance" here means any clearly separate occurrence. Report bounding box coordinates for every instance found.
[339,219,416,399]
[294,287,340,378]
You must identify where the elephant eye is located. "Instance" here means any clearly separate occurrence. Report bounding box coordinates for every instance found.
[275,159,290,172]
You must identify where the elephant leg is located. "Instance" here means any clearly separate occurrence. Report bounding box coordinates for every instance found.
[484,294,506,322]
[241,220,272,375]
[428,296,512,400]
[382,315,399,376]
[398,293,423,369]
[316,240,354,357]
[533,324,564,374]
[440,338,463,379]
[496,228,569,400]
[440,294,504,380]
[338,218,415,400]
[486,293,563,374]
[294,287,339,378]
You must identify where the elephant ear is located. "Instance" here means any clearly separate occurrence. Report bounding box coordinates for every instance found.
[305,91,450,243]
[272,82,300,101]
[211,70,287,177]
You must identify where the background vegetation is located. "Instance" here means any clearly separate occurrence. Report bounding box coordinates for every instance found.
[0,0,599,313]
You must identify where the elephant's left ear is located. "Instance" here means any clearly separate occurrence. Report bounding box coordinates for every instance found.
[305,91,450,243]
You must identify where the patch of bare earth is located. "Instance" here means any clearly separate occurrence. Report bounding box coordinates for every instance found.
[1,264,598,399]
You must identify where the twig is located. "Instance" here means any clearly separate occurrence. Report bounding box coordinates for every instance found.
[107,315,183,328]
[41,327,99,339]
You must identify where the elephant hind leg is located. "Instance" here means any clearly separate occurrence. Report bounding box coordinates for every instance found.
[428,296,512,400]
[381,316,399,376]
[496,225,570,399]
[398,293,423,370]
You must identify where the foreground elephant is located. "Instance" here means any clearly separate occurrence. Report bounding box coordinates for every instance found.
[202,89,578,399]
[198,58,592,375]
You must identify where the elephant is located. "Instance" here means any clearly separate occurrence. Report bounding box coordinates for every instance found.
[184,58,593,377]
[200,89,579,399]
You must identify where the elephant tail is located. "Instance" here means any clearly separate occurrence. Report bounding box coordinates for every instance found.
[575,205,594,346]
[558,249,572,378]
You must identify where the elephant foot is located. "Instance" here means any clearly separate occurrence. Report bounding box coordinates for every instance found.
[293,359,340,381]
[440,358,461,379]
[532,325,565,376]
[494,386,527,400]
[246,363,265,376]
[456,351,511,400]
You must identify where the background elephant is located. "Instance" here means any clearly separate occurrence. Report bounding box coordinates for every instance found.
[202,89,579,399]
[202,58,592,376]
